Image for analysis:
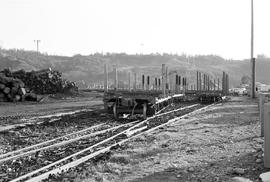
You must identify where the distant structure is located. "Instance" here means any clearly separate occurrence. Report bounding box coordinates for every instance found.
[34,40,41,52]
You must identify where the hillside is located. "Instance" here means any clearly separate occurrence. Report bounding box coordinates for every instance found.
[0,48,269,88]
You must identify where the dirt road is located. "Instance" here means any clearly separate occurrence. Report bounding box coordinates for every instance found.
[0,92,103,132]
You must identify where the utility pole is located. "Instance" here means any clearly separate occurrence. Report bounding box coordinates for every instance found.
[34,40,41,52]
[251,0,256,98]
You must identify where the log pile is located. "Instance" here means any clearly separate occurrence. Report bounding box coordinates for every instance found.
[0,68,78,102]
[0,73,35,102]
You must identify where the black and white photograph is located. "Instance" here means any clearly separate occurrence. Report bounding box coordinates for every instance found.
[0,0,270,181]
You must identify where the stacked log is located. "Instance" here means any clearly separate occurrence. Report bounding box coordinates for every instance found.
[0,73,32,102]
[0,68,78,95]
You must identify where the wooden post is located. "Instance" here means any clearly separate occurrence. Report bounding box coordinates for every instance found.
[113,66,118,90]
[175,74,178,94]
[207,75,210,91]
[203,74,205,91]
[155,78,157,90]
[207,76,209,90]
[204,75,206,91]
[222,72,226,95]
[162,64,166,97]
[184,77,186,91]
[134,72,137,90]
[263,102,270,168]
[147,76,150,90]
[158,78,161,90]
[218,78,220,91]
[169,72,173,93]
[259,94,267,137]
[182,77,185,93]
[210,80,212,91]
[178,76,181,92]
[128,72,131,91]
[104,64,108,92]
[142,75,145,90]
[199,72,202,91]
[226,74,229,95]
[202,74,204,90]
[197,71,199,91]
[185,78,187,91]
[165,66,168,94]
[205,75,207,91]
[214,79,216,91]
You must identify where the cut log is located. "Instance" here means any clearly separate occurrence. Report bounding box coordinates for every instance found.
[0,93,4,98]
[3,87,10,94]
[15,95,21,102]
[25,93,37,101]
[11,87,18,95]
[18,88,26,95]
[21,95,25,102]
[0,68,77,102]
[7,94,12,100]
[19,82,25,88]
[0,84,5,90]
[0,76,8,84]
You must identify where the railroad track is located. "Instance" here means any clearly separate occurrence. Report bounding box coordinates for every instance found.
[0,109,95,132]
[0,121,140,163]
[0,102,213,182]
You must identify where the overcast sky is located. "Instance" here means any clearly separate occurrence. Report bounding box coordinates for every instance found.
[0,0,269,59]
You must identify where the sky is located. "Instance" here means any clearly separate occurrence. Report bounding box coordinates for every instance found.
[0,0,269,60]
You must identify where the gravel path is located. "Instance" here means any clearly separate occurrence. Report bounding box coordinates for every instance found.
[61,96,268,182]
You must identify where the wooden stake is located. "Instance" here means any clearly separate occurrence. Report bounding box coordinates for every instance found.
[259,94,267,137]
[128,72,131,91]
[222,72,226,95]
[142,75,145,90]
[162,64,166,97]
[264,102,270,168]
[218,78,220,91]
[226,74,229,95]
[165,66,168,94]
[199,72,202,91]
[147,76,150,90]
[196,71,199,91]
[203,74,205,90]
[113,66,118,90]
[176,74,178,93]
[134,72,137,90]
[104,64,108,92]
[158,78,161,90]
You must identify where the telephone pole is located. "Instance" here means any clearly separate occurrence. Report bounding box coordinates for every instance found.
[34,40,41,52]
[251,0,255,98]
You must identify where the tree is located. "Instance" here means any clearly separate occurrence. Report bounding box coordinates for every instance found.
[241,75,251,84]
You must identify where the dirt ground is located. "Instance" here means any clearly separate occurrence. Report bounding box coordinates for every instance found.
[77,96,269,182]
[0,91,103,131]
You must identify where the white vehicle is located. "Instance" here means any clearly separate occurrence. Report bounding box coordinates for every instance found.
[232,87,247,96]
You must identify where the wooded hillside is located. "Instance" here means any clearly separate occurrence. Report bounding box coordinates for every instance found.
[1,48,269,88]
